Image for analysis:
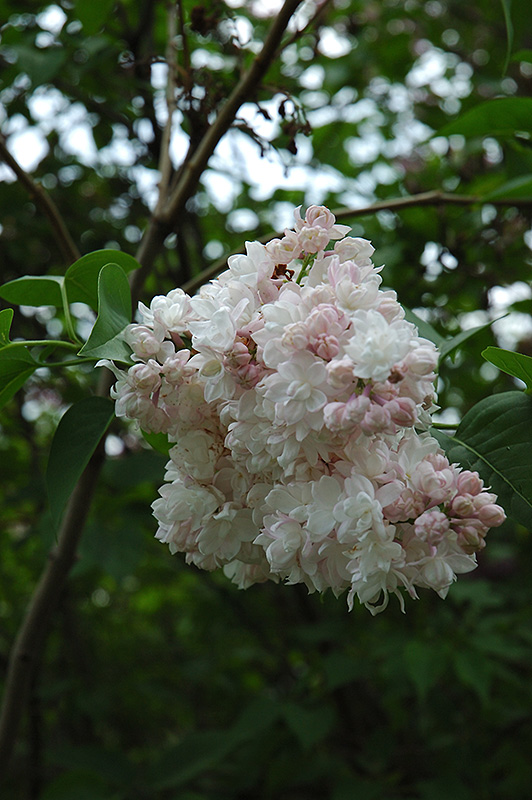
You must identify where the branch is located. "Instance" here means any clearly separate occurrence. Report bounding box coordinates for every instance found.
[0,402,108,774]
[154,1,179,213]
[181,189,532,294]
[131,0,304,302]
[0,134,80,266]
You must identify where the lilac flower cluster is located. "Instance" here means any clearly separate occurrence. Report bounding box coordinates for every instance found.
[104,205,505,613]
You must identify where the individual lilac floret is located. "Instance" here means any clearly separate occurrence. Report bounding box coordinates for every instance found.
[104,204,506,614]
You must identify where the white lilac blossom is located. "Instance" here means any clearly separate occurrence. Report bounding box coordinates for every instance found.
[103,205,506,614]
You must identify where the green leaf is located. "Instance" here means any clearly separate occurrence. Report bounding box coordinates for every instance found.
[439,319,500,362]
[282,702,336,750]
[403,307,445,347]
[403,640,446,702]
[0,308,14,346]
[0,275,64,307]
[10,44,66,87]
[150,697,280,790]
[482,346,532,391]
[78,264,132,363]
[484,175,532,201]
[452,649,492,705]
[434,392,532,529]
[46,396,115,528]
[141,430,171,456]
[65,250,139,310]
[74,0,115,35]
[511,48,532,63]
[439,98,532,138]
[0,348,38,409]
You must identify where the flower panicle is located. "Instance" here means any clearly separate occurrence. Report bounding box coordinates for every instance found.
[106,204,505,614]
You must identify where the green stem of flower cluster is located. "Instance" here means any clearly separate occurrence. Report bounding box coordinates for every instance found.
[296,252,317,285]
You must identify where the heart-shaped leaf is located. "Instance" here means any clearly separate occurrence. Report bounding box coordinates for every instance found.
[78,263,132,363]
[65,250,139,310]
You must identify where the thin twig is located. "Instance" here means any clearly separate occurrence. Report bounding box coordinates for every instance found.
[131,0,304,302]
[176,0,192,97]
[155,1,179,214]
[273,0,335,58]
[0,134,80,266]
[181,189,532,294]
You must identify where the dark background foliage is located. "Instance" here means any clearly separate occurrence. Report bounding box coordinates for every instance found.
[1,0,532,797]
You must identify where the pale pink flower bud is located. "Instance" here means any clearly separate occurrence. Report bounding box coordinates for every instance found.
[456,471,484,496]
[455,520,487,554]
[125,324,162,360]
[266,230,302,264]
[298,225,332,254]
[129,360,162,393]
[450,494,476,517]
[414,457,456,503]
[477,503,506,527]
[323,402,348,431]
[415,509,451,543]
[405,346,438,376]
[388,397,417,427]
[303,205,337,230]
[313,334,340,360]
[361,403,392,434]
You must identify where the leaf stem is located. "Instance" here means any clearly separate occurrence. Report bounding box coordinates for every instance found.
[60,281,82,345]
[6,340,79,352]
[431,421,459,429]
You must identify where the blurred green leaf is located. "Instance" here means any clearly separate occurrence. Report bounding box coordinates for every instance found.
[10,44,66,86]
[439,319,501,362]
[0,275,64,307]
[434,392,532,529]
[78,264,132,362]
[439,98,532,138]
[283,702,336,750]
[452,649,492,704]
[46,396,115,527]
[322,652,361,690]
[482,346,532,391]
[512,48,532,62]
[150,696,281,790]
[40,769,120,800]
[0,308,14,346]
[484,175,532,201]
[403,640,446,701]
[74,0,115,35]
[0,348,37,409]
[65,250,139,311]
[404,307,445,347]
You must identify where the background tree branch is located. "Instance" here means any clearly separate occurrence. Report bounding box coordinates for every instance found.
[0,134,80,266]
